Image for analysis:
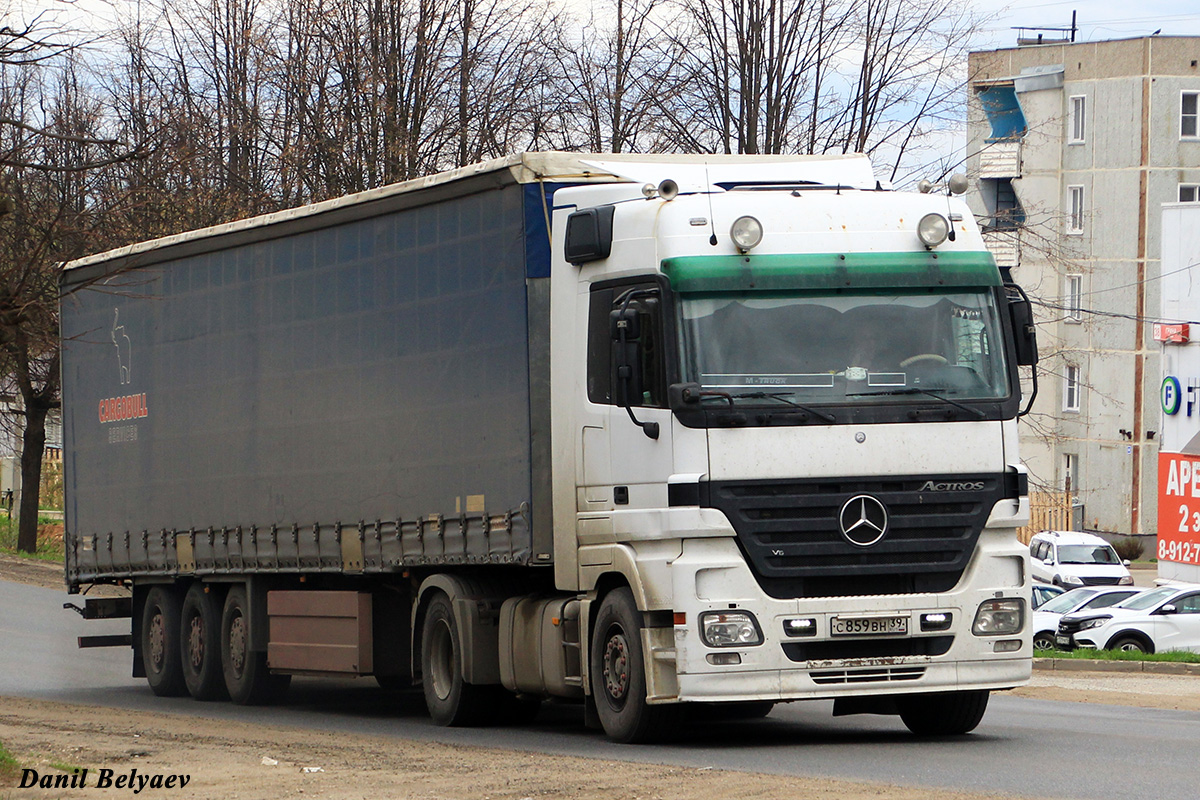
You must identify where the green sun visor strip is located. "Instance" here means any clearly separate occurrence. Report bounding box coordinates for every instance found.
[660,251,1001,293]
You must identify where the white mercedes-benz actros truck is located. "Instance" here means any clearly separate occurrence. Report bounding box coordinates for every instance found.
[61,152,1036,742]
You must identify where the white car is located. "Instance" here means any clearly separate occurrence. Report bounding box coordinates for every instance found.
[1030,586,1141,651]
[1028,530,1133,588]
[1055,585,1200,653]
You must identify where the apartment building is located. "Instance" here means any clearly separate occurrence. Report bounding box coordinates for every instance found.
[966,36,1200,536]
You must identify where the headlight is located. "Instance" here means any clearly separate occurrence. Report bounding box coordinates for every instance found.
[700,610,763,647]
[973,599,1024,636]
[1118,576,1134,585]
[1063,575,1084,585]
[917,213,949,248]
[1079,617,1109,631]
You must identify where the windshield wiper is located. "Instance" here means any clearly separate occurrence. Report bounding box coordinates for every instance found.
[729,392,837,423]
[846,387,985,418]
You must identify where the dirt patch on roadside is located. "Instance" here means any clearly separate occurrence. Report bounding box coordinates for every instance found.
[0,555,125,596]
[1014,671,1200,712]
[0,696,1035,800]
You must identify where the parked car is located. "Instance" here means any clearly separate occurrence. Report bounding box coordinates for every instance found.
[1032,583,1066,610]
[1028,530,1133,587]
[1055,585,1200,653]
[1030,586,1142,650]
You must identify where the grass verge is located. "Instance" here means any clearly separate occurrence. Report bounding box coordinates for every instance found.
[0,515,66,562]
[1035,647,1200,663]
[0,740,20,782]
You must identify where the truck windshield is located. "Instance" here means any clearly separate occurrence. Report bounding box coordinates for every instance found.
[677,290,1011,407]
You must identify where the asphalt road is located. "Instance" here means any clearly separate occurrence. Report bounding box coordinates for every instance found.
[4,579,1199,800]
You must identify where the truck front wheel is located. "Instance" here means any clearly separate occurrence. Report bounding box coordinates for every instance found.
[590,587,678,743]
[180,584,228,701]
[220,586,289,705]
[898,689,989,736]
[141,586,187,696]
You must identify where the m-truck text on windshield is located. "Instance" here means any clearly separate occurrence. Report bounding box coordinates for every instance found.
[59,153,1037,742]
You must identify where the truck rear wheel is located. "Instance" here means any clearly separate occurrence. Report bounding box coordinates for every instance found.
[180,584,228,701]
[898,690,989,736]
[421,592,489,726]
[141,586,187,697]
[220,586,290,705]
[590,587,678,743]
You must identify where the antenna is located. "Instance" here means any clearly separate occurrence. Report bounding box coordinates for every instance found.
[705,163,718,246]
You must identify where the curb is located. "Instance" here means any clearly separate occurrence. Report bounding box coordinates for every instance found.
[1034,657,1200,675]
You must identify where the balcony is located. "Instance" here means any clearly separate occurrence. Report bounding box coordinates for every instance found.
[980,140,1021,179]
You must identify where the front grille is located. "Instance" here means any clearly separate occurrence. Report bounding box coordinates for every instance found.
[1081,576,1121,586]
[810,667,926,685]
[782,635,953,662]
[702,474,1010,598]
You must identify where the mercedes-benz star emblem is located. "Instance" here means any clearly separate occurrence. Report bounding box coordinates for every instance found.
[838,495,889,547]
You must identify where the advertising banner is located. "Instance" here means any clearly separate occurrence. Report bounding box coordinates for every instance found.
[1157,451,1200,565]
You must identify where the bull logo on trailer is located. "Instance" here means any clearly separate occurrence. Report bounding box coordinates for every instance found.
[98,306,148,428]
[112,308,132,385]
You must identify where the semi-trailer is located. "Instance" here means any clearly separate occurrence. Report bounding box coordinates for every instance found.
[60,152,1037,742]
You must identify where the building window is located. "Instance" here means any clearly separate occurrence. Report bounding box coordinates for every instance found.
[1181,184,1200,203]
[1064,364,1081,412]
[1065,274,1083,322]
[1183,92,1199,139]
[1063,453,1076,493]
[1069,95,1086,143]
[1068,185,1085,233]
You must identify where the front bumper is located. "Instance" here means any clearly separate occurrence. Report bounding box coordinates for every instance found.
[666,531,1032,703]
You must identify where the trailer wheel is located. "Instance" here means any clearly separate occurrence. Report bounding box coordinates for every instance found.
[590,587,678,743]
[141,586,187,697]
[220,586,290,705]
[898,690,989,736]
[420,592,488,726]
[180,584,229,701]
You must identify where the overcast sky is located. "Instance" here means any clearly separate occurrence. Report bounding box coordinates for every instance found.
[975,1,1200,50]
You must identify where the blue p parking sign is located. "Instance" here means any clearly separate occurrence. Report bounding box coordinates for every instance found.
[1163,376,1182,415]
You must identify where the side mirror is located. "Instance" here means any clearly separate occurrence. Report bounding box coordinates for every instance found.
[1008,296,1039,366]
[610,298,659,440]
[1122,559,1131,567]
[1157,604,1178,615]
[565,205,615,265]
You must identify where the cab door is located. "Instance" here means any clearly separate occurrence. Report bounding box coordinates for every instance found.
[1154,592,1200,653]
[578,277,674,523]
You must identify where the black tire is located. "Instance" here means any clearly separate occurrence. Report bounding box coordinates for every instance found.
[180,584,229,701]
[141,586,187,697]
[220,585,290,705]
[1107,635,1151,654]
[421,592,490,726]
[590,587,678,743]
[898,690,989,736]
[1032,631,1057,651]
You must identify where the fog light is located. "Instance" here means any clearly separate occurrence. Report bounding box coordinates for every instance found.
[707,652,742,666]
[783,618,817,637]
[973,598,1024,636]
[700,610,764,647]
[920,612,953,632]
[994,639,1022,653]
[917,213,949,248]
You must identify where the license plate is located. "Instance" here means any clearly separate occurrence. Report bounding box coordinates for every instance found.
[1055,635,1071,647]
[830,616,909,636]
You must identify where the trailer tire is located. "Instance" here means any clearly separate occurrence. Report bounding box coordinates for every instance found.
[180,584,228,701]
[898,689,989,736]
[141,586,187,697]
[220,586,290,705]
[590,587,679,743]
[421,592,489,726]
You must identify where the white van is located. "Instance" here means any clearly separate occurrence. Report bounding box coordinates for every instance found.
[1028,531,1134,587]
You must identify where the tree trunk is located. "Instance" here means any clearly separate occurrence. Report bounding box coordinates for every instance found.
[16,403,47,554]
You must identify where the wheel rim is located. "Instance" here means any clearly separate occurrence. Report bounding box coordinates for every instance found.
[428,619,455,702]
[187,613,205,670]
[602,625,630,708]
[1117,640,1143,652]
[1034,635,1055,651]
[228,613,247,677]
[148,607,166,673]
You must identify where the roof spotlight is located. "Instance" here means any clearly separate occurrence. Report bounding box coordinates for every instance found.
[730,216,763,252]
[917,213,950,248]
